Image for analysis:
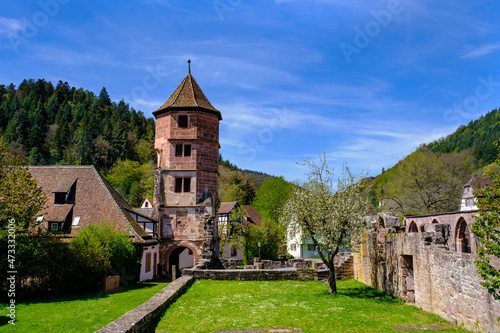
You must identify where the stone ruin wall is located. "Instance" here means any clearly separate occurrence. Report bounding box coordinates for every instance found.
[353,212,500,333]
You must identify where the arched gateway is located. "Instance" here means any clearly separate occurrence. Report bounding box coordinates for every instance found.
[153,64,222,276]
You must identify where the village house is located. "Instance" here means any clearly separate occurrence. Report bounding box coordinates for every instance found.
[28,165,159,282]
[286,225,320,259]
[460,177,492,212]
[217,201,262,260]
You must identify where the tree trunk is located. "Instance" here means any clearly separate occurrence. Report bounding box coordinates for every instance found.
[328,264,337,294]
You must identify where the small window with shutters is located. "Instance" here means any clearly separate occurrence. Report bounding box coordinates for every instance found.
[184,144,191,156]
[175,178,183,193]
[175,144,183,156]
[178,115,188,128]
[183,177,191,192]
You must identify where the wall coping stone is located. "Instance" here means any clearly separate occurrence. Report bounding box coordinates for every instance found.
[95,275,194,333]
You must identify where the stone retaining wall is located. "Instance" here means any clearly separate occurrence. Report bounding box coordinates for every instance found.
[95,275,194,333]
[354,212,500,333]
[183,268,312,281]
[184,254,354,281]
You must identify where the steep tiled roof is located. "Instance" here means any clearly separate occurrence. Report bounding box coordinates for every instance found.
[218,201,239,214]
[133,208,156,221]
[28,166,157,245]
[53,177,77,193]
[242,205,262,226]
[471,177,493,191]
[45,204,73,222]
[153,74,222,120]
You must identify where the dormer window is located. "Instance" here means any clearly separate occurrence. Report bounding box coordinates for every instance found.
[54,192,66,205]
[53,178,77,205]
[178,115,188,128]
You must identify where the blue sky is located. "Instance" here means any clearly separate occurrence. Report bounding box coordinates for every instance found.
[1,0,499,181]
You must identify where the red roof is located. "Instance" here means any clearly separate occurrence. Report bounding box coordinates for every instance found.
[153,74,222,120]
[28,166,157,244]
[242,205,262,226]
[218,201,238,214]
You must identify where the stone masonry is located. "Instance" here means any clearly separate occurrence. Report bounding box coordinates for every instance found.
[152,71,222,275]
[95,275,194,333]
[354,212,500,333]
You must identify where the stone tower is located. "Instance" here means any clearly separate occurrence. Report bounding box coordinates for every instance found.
[153,66,221,275]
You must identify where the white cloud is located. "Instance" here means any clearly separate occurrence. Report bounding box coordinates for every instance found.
[0,18,26,37]
[460,43,500,59]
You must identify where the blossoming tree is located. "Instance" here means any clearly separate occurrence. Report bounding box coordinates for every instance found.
[280,154,369,294]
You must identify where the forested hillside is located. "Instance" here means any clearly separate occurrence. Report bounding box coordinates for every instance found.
[368,107,500,215]
[427,108,500,167]
[0,79,271,206]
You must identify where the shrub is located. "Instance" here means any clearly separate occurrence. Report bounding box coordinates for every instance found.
[69,223,142,292]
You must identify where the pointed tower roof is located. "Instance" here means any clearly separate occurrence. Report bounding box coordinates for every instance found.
[153,73,222,120]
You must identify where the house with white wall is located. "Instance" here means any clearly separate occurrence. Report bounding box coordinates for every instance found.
[460,177,492,212]
[217,202,262,260]
[29,165,159,282]
[286,225,321,259]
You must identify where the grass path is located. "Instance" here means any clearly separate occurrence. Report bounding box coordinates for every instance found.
[151,279,470,333]
[0,281,168,333]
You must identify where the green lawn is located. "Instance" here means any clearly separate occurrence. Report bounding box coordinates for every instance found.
[0,281,168,333]
[151,280,470,333]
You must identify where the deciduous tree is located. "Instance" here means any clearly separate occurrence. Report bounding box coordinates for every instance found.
[280,154,369,294]
[472,162,500,299]
[384,151,463,215]
[0,136,46,231]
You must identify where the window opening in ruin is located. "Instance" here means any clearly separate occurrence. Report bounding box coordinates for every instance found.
[401,255,415,303]
[408,221,418,233]
[456,219,471,253]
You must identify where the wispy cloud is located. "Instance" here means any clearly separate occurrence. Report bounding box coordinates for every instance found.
[460,43,500,59]
[0,17,26,37]
[32,45,113,66]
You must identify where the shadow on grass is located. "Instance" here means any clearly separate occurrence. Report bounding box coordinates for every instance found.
[337,284,402,304]
[6,281,166,305]
[0,315,11,327]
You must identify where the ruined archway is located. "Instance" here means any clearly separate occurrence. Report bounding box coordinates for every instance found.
[165,244,199,277]
[408,221,418,233]
[455,218,471,253]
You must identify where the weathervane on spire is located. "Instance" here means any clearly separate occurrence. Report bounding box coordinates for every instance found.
[188,59,191,74]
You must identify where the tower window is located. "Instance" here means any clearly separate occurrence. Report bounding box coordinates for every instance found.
[178,115,188,128]
[175,144,191,157]
[175,144,183,156]
[175,178,183,193]
[174,177,191,193]
[183,177,191,192]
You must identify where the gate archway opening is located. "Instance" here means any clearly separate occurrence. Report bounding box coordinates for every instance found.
[168,246,196,277]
